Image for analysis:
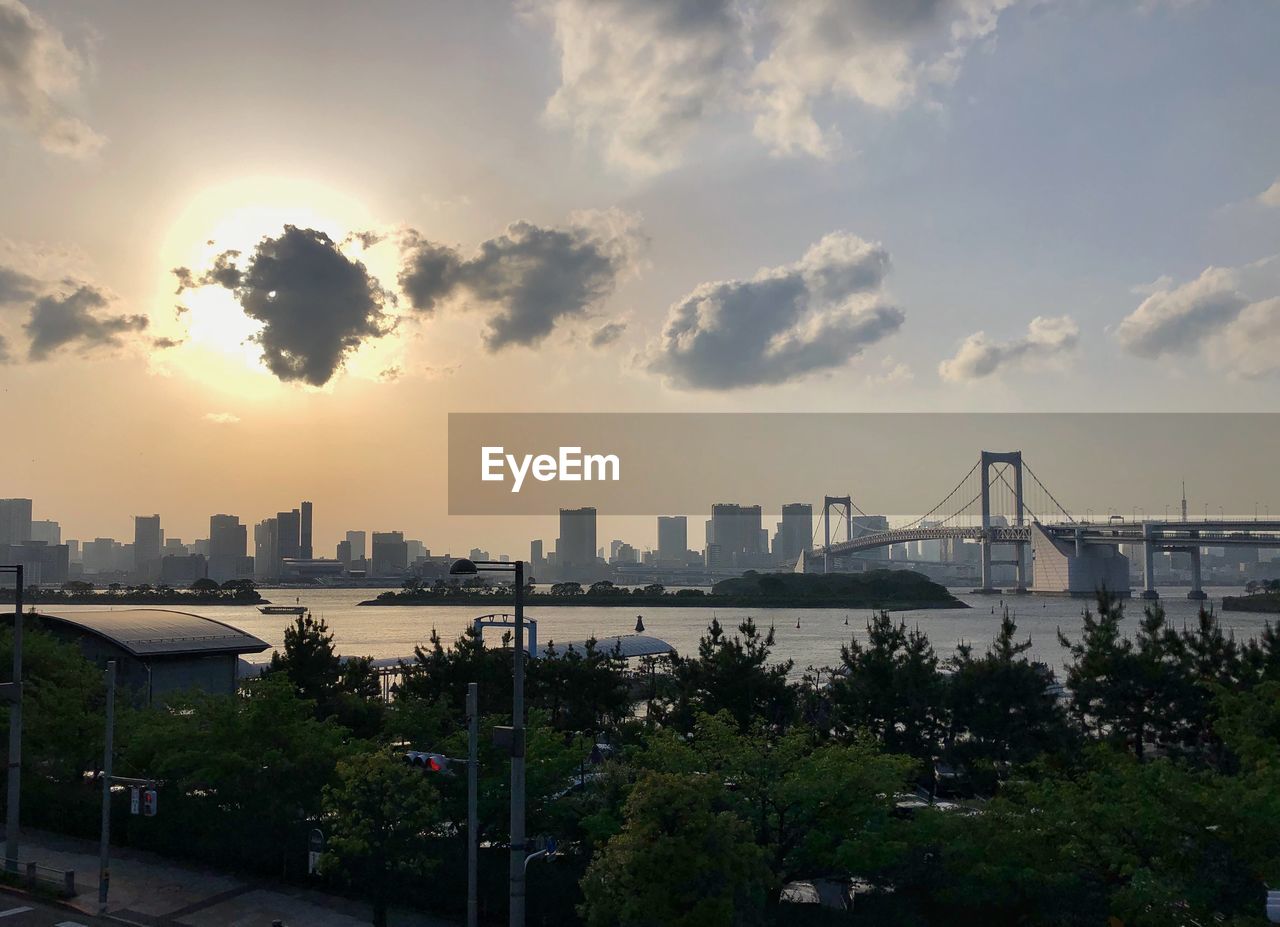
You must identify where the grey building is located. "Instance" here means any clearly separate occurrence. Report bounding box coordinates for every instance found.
[30,520,61,546]
[277,509,302,561]
[300,501,314,559]
[773,503,813,567]
[708,503,764,565]
[134,515,162,580]
[345,530,366,562]
[657,516,687,565]
[557,507,597,570]
[209,514,248,583]
[371,531,409,576]
[18,609,268,705]
[0,499,32,546]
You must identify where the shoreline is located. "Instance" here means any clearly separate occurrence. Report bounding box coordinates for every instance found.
[358,594,968,610]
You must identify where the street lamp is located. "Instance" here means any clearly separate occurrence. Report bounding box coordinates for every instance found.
[450,558,527,927]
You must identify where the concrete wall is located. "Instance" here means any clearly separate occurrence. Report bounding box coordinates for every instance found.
[1031,524,1130,596]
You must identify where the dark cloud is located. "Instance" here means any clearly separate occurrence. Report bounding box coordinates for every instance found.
[180,226,392,386]
[0,0,104,157]
[590,320,627,348]
[172,250,241,294]
[152,336,184,350]
[646,232,904,389]
[344,230,385,249]
[0,264,39,303]
[24,284,147,360]
[398,212,642,350]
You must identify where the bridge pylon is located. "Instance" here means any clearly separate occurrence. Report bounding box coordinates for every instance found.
[978,451,1028,593]
[822,496,854,574]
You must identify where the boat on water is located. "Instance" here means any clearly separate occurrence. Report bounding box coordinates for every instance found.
[259,605,307,615]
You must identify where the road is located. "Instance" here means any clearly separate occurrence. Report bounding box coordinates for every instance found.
[0,899,112,926]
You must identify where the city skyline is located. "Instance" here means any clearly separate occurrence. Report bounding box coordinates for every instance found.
[2,1,1280,553]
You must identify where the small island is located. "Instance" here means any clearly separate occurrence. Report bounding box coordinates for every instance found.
[361,569,965,611]
[1,578,267,606]
[1223,580,1280,613]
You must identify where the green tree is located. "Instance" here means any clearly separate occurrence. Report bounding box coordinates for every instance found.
[268,613,384,738]
[321,750,442,927]
[667,618,795,732]
[579,772,770,927]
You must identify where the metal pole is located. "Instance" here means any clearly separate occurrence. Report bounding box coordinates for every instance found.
[98,660,116,914]
[467,681,478,927]
[4,565,22,872]
[510,561,525,927]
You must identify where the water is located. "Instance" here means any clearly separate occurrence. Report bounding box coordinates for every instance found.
[41,586,1276,678]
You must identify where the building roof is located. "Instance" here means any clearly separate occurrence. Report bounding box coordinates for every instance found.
[31,609,270,658]
[543,633,675,660]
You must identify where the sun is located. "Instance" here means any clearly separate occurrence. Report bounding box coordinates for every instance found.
[151,175,386,398]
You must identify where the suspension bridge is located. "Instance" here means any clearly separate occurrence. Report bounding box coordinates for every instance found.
[803,451,1280,600]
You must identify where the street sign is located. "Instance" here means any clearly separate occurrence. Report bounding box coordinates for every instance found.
[129,787,139,816]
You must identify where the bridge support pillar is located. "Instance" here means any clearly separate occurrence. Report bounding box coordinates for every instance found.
[822,496,853,575]
[1187,543,1207,600]
[1141,523,1159,599]
[977,450,1024,594]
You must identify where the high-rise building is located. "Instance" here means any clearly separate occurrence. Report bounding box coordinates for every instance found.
[277,509,302,561]
[708,504,763,565]
[0,499,32,546]
[254,518,279,580]
[556,507,597,570]
[336,539,352,565]
[209,514,248,582]
[657,516,687,564]
[530,539,544,567]
[300,501,313,559]
[30,519,61,546]
[772,503,813,566]
[134,514,162,579]
[371,531,408,576]
[345,530,366,561]
[65,539,80,563]
[407,539,426,563]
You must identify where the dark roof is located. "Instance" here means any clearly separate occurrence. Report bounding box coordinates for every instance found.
[30,609,269,658]
[543,634,675,659]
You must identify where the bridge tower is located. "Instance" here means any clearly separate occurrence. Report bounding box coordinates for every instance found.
[978,451,1028,593]
[822,495,854,574]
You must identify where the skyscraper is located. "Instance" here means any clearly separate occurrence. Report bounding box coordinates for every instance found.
[345,530,366,562]
[708,504,763,565]
[300,501,313,559]
[0,499,33,546]
[209,514,248,582]
[371,531,408,576]
[30,519,61,546]
[277,508,302,561]
[557,507,597,570]
[134,514,162,579]
[773,503,813,566]
[657,516,688,564]
[254,518,279,580]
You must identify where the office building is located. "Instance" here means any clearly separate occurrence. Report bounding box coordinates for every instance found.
[708,503,764,565]
[254,518,279,580]
[530,539,544,568]
[161,554,207,586]
[300,501,313,559]
[772,503,813,566]
[345,530,366,562]
[209,514,250,583]
[134,515,162,580]
[277,508,302,561]
[0,541,69,584]
[372,531,409,576]
[30,519,61,546]
[556,507,597,570]
[407,539,426,563]
[657,516,687,564]
[0,499,32,546]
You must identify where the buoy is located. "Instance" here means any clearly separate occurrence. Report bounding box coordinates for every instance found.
[796,619,801,629]
[635,615,645,633]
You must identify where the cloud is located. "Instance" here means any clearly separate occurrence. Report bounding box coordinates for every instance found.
[0,0,104,157]
[1258,178,1280,208]
[534,0,1021,171]
[589,320,627,348]
[1114,267,1248,358]
[867,356,913,386]
[151,336,183,349]
[0,334,8,363]
[1210,297,1280,378]
[645,231,904,390]
[0,264,39,303]
[24,283,147,360]
[538,0,746,175]
[176,226,393,386]
[203,411,240,424]
[939,315,1079,381]
[751,0,1019,158]
[398,210,643,350]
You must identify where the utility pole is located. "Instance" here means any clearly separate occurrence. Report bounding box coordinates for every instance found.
[98,660,116,914]
[510,559,526,927]
[3,565,22,872]
[467,682,478,927]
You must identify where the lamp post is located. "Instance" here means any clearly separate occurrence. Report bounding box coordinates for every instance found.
[450,558,526,927]
[1,565,23,872]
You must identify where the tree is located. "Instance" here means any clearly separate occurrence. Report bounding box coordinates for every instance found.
[667,618,796,732]
[531,637,630,734]
[269,613,384,737]
[832,612,945,761]
[579,772,770,927]
[190,577,219,593]
[588,580,621,596]
[550,582,583,596]
[321,750,442,927]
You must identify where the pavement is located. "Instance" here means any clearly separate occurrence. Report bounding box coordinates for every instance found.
[6,829,456,927]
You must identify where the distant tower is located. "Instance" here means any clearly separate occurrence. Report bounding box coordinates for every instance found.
[1181,481,1187,523]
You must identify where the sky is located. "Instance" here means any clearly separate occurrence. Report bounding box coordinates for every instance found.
[2,0,1279,556]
